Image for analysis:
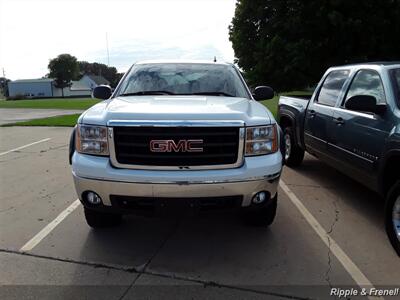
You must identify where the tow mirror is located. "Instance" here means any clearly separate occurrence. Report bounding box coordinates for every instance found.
[253,86,275,101]
[345,95,386,114]
[92,85,112,100]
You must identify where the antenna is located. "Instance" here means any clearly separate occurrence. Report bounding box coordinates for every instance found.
[106,32,110,66]
[213,56,217,63]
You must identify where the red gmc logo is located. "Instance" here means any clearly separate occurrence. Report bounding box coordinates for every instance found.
[150,139,204,153]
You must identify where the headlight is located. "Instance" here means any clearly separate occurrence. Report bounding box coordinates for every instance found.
[245,125,278,156]
[75,125,109,156]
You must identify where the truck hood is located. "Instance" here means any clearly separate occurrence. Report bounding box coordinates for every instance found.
[80,95,274,126]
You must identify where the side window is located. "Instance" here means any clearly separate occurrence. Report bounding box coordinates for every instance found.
[317,70,350,107]
[345,70,386,104]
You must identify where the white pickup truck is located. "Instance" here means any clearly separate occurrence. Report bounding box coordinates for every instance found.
[69,60,283,228]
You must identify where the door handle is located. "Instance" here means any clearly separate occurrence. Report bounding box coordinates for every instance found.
[334,117,345,125]
[308,110,316,118]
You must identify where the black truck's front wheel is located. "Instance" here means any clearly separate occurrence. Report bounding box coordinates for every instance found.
[84,208,122,228]
[385,181,400,256]
[283,127,304,167]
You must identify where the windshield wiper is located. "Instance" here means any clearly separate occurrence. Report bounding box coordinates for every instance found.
[119,91,175,96]
[184,92,235,97]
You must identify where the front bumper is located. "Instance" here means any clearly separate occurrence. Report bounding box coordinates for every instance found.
[72,151,282,209]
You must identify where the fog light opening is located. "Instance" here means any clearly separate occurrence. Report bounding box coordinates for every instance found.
[86,191,102,205]
[252,191,268,204]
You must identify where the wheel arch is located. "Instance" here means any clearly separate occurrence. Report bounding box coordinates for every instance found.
[278,111,301,148]
[380,150,400,196]
[69,126,76,165]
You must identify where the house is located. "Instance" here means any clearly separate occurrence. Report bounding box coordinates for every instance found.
[79,74,110,90]
[50,80,92,98]
[7,75,110,98]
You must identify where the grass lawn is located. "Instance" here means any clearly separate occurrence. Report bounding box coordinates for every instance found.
[1,114,81,127]
[261,90,312,117]
[0,98,101,110]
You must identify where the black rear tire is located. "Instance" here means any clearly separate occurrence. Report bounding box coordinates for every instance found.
[242,194,277,227]
[283,127,304,167]
[84,208,122,228]
[385,181,400,256]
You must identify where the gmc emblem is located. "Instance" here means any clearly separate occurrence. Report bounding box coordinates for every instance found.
[150,139,204,153]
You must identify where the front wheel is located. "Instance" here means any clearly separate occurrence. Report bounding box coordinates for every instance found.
[283,127,304,167]
[385,182,400,256]
[84,208,122,228]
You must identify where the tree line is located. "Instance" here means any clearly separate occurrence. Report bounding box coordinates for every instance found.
[0,54,124,98]
[229,0,400,92]
[47,54,124,96]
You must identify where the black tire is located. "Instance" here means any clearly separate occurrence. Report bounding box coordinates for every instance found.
[84,208,122,228]
[242,195,277,227]
[283,127,304,167]
[385,181,400,256]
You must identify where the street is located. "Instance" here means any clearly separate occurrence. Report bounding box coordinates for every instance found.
[0,127,399,300]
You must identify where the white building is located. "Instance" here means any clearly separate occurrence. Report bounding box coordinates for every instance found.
[7,75,110,98]
[8,78,55,98]
[79,74,110,90]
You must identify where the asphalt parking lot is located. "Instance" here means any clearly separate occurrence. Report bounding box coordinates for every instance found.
[0,127,399,300]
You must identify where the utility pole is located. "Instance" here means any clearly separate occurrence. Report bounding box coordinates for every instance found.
[106,32,110,66]
[2,68,5,78]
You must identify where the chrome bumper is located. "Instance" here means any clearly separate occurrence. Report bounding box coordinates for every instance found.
[73,173,279,207]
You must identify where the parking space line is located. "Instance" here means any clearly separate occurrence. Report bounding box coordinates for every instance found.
[0,138,51,156]
[280,180,381,300]
[20,199,81,252]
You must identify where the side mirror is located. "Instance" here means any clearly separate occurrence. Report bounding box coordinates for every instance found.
[345,95,386,114]
[253,86,275,101]
[92,85,112,100]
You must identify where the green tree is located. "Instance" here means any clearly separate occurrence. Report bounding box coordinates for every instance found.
[229,0,400,91]
[78,61,123,88]
[48,54,79,97]
[0,77,10,98]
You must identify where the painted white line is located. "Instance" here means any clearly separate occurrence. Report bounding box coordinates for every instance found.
[20,199,81,252]
[0,138,51,156]
[279,180,382,300]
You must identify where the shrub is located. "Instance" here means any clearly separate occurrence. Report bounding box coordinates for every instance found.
[6,94,26,101]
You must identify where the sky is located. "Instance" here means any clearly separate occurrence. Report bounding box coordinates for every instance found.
[0,0,237,80]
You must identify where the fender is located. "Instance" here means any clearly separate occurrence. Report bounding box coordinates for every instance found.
[378,149,400,196]
[278,108,303,148]
[69,126,76,165]
[278,124,285,165]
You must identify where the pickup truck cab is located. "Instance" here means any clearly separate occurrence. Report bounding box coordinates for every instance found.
[70,60,282,228]
[278,62,400,255]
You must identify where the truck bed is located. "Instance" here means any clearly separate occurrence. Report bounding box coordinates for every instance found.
[277,95,312,150]
[279,95,310,107]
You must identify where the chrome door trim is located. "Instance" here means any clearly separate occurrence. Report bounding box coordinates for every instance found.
[332,107,376,120]
[313,101,377,119]
[327,142,376,163]
[304,132,326,144]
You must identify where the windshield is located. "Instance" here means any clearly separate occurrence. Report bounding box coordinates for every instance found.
[117,63,250,98]
[392,68,400,104]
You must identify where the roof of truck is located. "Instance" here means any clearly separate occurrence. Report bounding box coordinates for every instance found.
[335,61,400,67]
[135,59,232,66]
